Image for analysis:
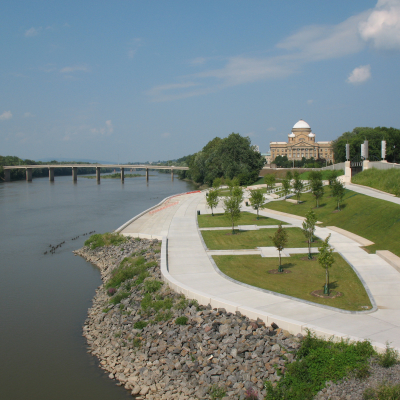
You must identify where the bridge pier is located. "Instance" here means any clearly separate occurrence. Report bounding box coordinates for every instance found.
[121,168,124,183]
[146,168,149,182]
[96,167,101,184]
[4,169,10,182]
[72,167,78,182]
[171,170,174,181]
[49,167,55,182]
[26,168,32,182]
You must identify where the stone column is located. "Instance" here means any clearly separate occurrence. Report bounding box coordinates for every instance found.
[363,160,370,171]
[344,161,351,183]
[49,167,55,182]
[72,167,78,182]
[96,167,101,184]
[146,168,149,182]
[4,169,10,182]
[121,167,124,183]
[171,170,174,181]
[26,168,33,182]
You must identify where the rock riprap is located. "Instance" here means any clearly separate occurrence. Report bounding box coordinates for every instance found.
[75,237,302,399]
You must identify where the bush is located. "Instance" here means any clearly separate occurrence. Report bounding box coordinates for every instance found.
[84,232,127,249]
[107,287,117,296]
[175,316,188,325]
[105,256,147,289]
[155,310,173,322]
[109,291,129,305]
[144,279,163,293]
[133,321,148,329]
[208,384,226,400]
[378,342,399,368]
[265,331,375,400]
[363,382,400,399]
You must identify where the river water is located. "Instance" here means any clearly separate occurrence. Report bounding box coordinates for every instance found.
[0,172,194,400]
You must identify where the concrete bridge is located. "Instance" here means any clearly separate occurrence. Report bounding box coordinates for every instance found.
[3,164,189,183]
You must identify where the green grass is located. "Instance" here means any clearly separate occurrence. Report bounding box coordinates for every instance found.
[265,331,375,400]
[352,168,400,196]
[298,170,344,180]
[198,212,287,228]
[213,253,372,311]
[84,232,127,249]
[201,227,321,250]
[264,190,400,256]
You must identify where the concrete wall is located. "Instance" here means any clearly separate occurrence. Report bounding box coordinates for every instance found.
[368,161,400,170]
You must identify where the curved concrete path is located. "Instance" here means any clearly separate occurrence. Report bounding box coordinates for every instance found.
[120,188,400,352]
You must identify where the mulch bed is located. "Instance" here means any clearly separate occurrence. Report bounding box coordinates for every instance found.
[311,289,343,299]
[268,269,292,274]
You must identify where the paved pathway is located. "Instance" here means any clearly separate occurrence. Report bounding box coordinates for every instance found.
[120,188,400,351]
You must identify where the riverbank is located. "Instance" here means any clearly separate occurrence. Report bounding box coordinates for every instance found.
[76,237,302,399]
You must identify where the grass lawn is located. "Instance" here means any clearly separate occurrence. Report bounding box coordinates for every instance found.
[201,227,321,250]
[265,189,400,256]
[198,212,287,228]
[298,170,344,180]
[352,168,400,196]
[213,254,372,311]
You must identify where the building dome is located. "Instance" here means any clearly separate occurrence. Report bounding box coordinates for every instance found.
[293,119,310,129]
[288,132,295,138]
[308,132,315,137]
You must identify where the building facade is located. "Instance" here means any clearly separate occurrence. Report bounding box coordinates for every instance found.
[270,120,334,163]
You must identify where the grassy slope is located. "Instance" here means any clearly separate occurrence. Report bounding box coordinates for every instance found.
[298,170,343,180]
[265,190,400,256]
[352,168,400,196]
[214,254,372,311]
[201,228,321,250]
[198,212,287,228]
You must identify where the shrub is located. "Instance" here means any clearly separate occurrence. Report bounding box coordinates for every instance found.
[153,297,173,312]
[132,338,141,348]
[363,382,400,399]
[84,232,127,249]
[133,321,148,329]
[109,291,129,305]
[175,316,188,325]
[244,387,258,400]
[141,293,153,312]
[144,279,163,293]
[134,271,150,286]
[107,287,117,296]
[105,256,146,289]
[208,384,226,400]
[378,342,399,368]
[155,310,173,322]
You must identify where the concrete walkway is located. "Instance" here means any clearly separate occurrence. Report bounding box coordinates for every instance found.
[120,189,400,352]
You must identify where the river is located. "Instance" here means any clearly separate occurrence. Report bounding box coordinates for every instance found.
[0,171,195,400]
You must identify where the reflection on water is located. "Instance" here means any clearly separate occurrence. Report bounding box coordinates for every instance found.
[0,172,194,400]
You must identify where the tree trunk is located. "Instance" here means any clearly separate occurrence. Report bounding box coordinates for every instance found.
[308,240,312,259]
[257,208,259,220]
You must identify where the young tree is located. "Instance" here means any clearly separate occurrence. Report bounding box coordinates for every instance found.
[332,179,345,211]
[264,174,276,193]
[285,170,293,181]
[223,186,244,234]
[318,234,335,295]
[310,177,324,208]
[282,178,291,200]
[293,171,304,204]
[270,224,288,272]
[249,188,264,219]
[302,209,317,259]
[213,177,222,190]
[206,188,219,216]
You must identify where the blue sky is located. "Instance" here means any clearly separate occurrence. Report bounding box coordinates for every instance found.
[1,0,400,162]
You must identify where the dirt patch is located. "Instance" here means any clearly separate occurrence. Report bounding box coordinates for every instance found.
[300,256,316,261]
[311,289,343,299]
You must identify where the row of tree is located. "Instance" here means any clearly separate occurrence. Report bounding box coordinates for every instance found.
[177,133,265,186]
[273,155,332,168]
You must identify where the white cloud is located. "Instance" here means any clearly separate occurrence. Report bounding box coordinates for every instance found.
[266,127,276,132]
[23,112,35,118]
[161,132,171,138]
[359,0,400,50]
[307,99,314,105]
[0,111,12,120]
[190,57,207,65]
[25,27,42,37]
[60,65,90,73]
[347,65,371,84]
[105,120,113,134]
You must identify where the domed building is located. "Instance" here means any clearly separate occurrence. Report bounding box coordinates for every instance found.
[270,120,334,163]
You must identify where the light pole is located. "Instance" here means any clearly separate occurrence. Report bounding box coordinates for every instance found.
[394,145,396,164]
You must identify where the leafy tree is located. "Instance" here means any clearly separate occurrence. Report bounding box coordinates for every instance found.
[264,174,276,192]
[309,172,324,208]
[249,189,264,219]
[206,189,219,216]
[293,171,304,203]
[302,209,317,259]
[213,177,222,189]
[318,234,335,295]
[332,180,345,211]
[286,170,293,181]
[282,178,291,200]
[270,224,288,272]
[223,186,244,234]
